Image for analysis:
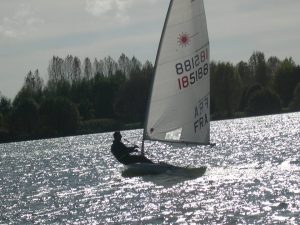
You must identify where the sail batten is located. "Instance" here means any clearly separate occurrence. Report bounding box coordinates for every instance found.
[144,0,210,145]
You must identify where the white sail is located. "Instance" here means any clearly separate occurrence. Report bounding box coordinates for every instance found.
[144,0,210,144]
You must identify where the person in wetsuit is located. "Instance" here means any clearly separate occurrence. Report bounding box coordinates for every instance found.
[111,131,154,165]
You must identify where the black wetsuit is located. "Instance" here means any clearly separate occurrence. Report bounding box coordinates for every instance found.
[111,140,153,165]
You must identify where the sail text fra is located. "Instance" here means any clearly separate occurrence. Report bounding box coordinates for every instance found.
[194,96,209,133]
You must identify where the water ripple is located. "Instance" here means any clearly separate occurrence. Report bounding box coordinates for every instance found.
[0,113,300,224]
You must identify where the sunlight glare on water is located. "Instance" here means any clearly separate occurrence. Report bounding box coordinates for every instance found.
[0,113,300,224]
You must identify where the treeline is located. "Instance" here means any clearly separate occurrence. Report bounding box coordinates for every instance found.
[1,51,300,143]
[211,52,300,119]
[0,54,153,142]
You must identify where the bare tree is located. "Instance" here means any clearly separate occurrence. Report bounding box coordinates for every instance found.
[83,57,92,80]
[118,53,130,77]
[72,57,82,83]
[103,56,117,76]
[64,55,74,83]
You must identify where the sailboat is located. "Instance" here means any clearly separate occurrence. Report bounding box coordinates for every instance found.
[122,0,211,177]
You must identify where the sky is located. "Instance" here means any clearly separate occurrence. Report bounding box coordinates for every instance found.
[0,0,300,99]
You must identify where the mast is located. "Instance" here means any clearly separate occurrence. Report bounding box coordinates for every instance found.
[141,0,174,156]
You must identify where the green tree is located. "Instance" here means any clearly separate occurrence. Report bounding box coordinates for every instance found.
[10,98,39,138]
[239,84,262,112]
[267,56,281,77]
[289,83,300,111]
[114,62,153,122]
[14,70,44,105]
[39,97,80,136]
[0,95,12,126]
[273,58,300,107]
[70,79,94,119]
[0,94,11,141]
[236,61,253,87]
[211,62,242,117]
[0,112,3,127]
[44,79,71,99]
[0,111,10,142]
[78,99,94,120]
[210,62,217,116]
[92,74,115,118]
[246,88,281,116]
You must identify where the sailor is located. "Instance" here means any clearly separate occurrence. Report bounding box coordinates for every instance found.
[111,131,154,165]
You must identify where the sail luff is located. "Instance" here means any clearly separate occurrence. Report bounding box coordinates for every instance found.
[142,0,174,155]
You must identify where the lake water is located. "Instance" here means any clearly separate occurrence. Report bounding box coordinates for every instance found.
[0,113,300,224]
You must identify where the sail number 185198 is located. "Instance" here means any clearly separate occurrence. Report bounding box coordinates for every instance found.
[176,48,209,90]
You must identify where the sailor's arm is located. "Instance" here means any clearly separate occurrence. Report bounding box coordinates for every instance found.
[120,142,138,153]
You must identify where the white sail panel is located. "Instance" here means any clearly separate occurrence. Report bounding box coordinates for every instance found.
[144,0,210,144]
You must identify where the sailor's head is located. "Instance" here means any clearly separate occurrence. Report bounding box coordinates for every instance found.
[113,131,122,140]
